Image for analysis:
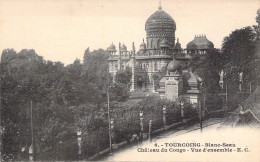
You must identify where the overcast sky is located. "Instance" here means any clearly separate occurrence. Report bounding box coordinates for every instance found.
[0,0,259,65]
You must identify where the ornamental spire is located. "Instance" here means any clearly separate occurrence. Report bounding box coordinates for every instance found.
[158,0,162,11]
[132,42,135,55]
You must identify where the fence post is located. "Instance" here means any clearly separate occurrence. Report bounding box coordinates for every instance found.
[148,120,152,142]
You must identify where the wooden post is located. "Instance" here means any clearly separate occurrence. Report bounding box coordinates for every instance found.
[148,120,152,142]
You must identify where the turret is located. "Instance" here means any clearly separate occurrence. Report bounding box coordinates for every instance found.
[174,38,182,54]
[139,39,147,52]
[118,42,122,70]
[106,43,116,55]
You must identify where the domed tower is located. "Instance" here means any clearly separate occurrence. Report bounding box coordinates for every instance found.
[107,42,116,55]
[121,43,127,55]
[174,38,182,54]
[121,44,127,51]
[165,57,183,101]
[139,38,147,52]
[145,2,176,49]
[167,57,181,74]
[187,35,214,54]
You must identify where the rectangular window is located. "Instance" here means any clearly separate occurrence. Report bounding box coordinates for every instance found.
[155,61,158,71]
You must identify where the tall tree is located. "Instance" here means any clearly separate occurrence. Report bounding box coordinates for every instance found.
[222,26,256,72]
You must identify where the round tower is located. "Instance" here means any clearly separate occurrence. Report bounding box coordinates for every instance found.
[145,2,176,49]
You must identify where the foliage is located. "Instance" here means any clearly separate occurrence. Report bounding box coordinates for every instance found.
[135,67,150,89]
[5,25,258,159]
[109,95,197,143]
[114,66,132,88]
[152,66,167,90]
[222,26,256,69]
[220,26,257,107]
[109,82,130,102]
[221,26,257,86]
[0,47,120,160]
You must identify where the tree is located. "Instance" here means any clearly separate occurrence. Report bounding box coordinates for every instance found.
[0,47,131,160]
[221,26,257,94]
[222,27,256,71]
[1,48,18,63]
[114,66,132,88]
[135,67,150,89]
[152,66,167,90]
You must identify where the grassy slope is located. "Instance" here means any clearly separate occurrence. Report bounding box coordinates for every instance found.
[241,87,260,120]
[222,87,260,126]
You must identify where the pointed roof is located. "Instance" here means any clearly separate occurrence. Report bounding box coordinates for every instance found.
[175,38,182,50]
[121,44,127,51]
[107,42,116,52]
[140,39,147,50]
[187,35,214,50]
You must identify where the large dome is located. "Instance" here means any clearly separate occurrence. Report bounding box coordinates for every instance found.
[145,10,176,33]
[145,4,176,48]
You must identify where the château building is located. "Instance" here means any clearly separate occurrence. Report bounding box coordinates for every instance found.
[107,2,214,97]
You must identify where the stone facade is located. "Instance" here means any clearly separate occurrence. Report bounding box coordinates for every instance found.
[165,72,183,101]
[107,2,214,96]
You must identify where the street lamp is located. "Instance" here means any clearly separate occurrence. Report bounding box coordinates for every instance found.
[162,105,167,113]
[139,111,144,132]
[224,71,228,105]
[199,82,203,133]
[162,105,167,128]
[139,111,144,145]
[107,86,113,155]
[180,101,185,122]
[77,130,82,159]
[29,100,34,161]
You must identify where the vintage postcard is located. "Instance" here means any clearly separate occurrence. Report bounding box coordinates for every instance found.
[0,0,260,161]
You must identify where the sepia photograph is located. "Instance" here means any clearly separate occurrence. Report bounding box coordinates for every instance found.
[0,0,260,161]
